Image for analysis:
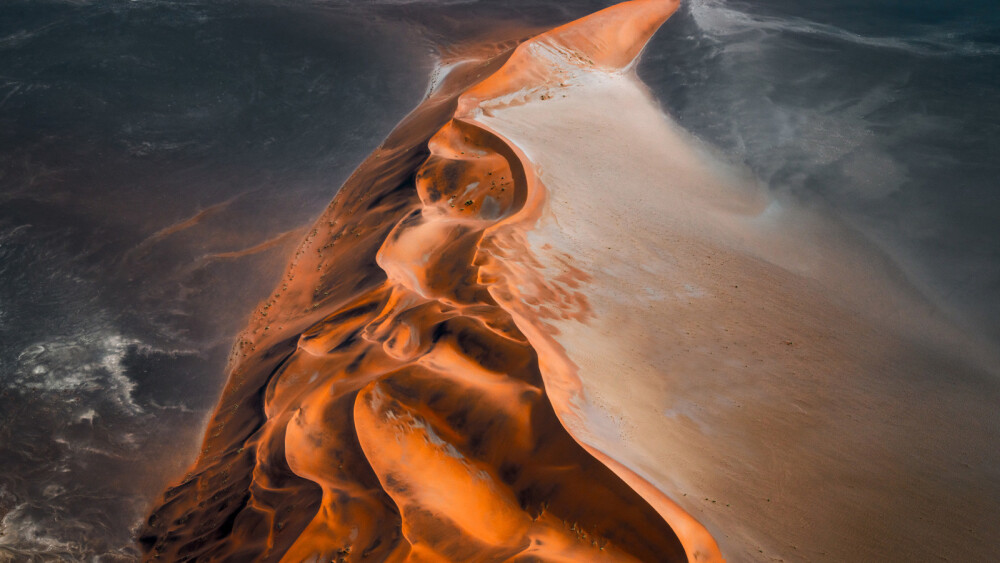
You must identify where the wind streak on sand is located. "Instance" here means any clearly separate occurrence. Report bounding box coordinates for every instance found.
[140,1,721,561]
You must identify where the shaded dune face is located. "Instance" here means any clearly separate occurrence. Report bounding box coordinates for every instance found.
[141,1,712,561]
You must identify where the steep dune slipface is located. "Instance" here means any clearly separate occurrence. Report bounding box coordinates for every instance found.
[140,1,719,561]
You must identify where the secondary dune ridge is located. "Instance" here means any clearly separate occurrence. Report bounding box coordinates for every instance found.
[140,1,720,561]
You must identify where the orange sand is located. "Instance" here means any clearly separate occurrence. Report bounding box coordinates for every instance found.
[140,2,716,561]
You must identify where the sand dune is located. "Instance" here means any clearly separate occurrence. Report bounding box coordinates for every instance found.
[140,0,1000,561]
[140,2,717,561]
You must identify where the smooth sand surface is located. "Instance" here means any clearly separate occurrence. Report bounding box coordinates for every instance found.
[468,5,1000,562]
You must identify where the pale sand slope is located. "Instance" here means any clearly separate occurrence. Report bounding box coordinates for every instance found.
[470,29,1000,563]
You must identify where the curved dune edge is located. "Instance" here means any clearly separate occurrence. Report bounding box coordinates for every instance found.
[140,1,721,561]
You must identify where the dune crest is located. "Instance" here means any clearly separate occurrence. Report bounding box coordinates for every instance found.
[140,1,719,561]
